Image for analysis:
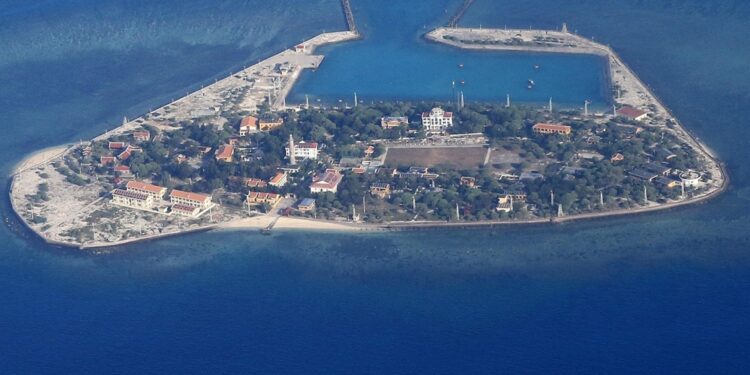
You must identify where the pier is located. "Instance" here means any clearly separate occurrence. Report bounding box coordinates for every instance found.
[447,0,475,28]
[341,0,358,34]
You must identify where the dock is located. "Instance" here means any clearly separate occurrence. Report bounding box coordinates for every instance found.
[447,0,476,28]
[341,0,358,34]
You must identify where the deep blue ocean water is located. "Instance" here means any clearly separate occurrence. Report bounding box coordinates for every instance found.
[2,0,750,373]
[289,0,610,108]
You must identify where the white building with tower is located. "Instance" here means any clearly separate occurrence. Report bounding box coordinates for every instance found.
[421,107,453,133]
[286,141,318,160]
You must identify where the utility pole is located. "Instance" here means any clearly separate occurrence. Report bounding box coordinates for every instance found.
[288,134,297,166]
[643,185,648,204]
[550,190,555,207]
[681,180,686,199]
[456,203,460,221]
[305,94,310,109]
[412,194,416,212]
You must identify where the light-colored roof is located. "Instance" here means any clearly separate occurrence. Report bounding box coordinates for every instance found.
[617,106,647,119]
[170,189,211,203]
[126,180,165,194]
[533,123,571,132]
[269,172,286,185]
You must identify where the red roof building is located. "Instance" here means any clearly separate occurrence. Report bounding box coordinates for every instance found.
[239,116,258,136]
[170,189,212,209]
[132,130,150,142]
[617,106,649,121]
[215,144,234,162]
[532,123,572,136]
[100,156,116,165]
[126,180,166,199]
[310,169,343,193]
[108,142,127,150]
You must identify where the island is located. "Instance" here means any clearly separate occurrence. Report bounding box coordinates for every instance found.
[9,9,726,250]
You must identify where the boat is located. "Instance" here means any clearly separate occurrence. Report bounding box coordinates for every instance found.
[527,79,535,89]
[460,80,465,85]
[458,63,464,68]
[534,64,540,70]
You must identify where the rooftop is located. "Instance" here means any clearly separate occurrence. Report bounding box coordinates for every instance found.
[170,189,211,203]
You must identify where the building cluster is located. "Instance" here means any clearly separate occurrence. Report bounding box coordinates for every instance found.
[111,180,214,219]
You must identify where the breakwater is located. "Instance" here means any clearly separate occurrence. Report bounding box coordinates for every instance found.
[447,0,476,28]
[341,0,358,33]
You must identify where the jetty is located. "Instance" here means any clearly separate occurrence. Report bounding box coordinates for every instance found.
[447,0,476,28]
[341,0,358,34]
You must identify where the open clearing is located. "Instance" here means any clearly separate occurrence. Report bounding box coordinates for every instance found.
[385,146,489,169]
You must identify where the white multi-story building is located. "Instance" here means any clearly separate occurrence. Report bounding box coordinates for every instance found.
[112,189,154,210]
[421,107,453,133]
[285,142,319,160]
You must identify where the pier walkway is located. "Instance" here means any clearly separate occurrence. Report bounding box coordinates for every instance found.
[341,0,358,34]
[447,0,475,28]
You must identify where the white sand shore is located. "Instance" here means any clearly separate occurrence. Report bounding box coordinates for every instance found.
[219,215,369,232]
[12,144,71,175]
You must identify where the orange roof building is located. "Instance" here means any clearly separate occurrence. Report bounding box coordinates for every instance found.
[617,106,649,121]
[239,116,258,136]
[532,123,572,136]
[310,169,343,193]
[268,172,288,187]
[126,180,167,199]
[170,189,212,209]
[246,192,282,207]
[258,118,284,132]
[215,144,234,163]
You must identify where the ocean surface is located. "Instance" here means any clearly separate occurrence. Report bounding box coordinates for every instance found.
[2,0,750,373]
[289,0,610,108]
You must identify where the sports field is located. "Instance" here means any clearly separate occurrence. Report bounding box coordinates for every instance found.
[385,146,489,169]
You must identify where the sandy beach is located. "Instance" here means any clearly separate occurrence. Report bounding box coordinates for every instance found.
[12,144,71,175]
[219,215,371,232]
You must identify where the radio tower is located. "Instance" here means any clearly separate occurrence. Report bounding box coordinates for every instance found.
[288,134,297,166]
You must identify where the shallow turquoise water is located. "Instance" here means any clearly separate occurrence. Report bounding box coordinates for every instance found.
[2,0,750,373]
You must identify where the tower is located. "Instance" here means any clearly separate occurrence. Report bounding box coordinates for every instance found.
[549,97,553,112]
[288,134,297,166]
[550,190,555,207]
[354,92,358,107]
[557,203,564,217]
[506,94,511,108]
[460,91,465,109]
[600,191,604,206]
[305,94,310,109]
[643,185,648,203]
[562,23,569,33]
[456,203,460,221]
[412,195,416,212]
[584,100,590,117]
